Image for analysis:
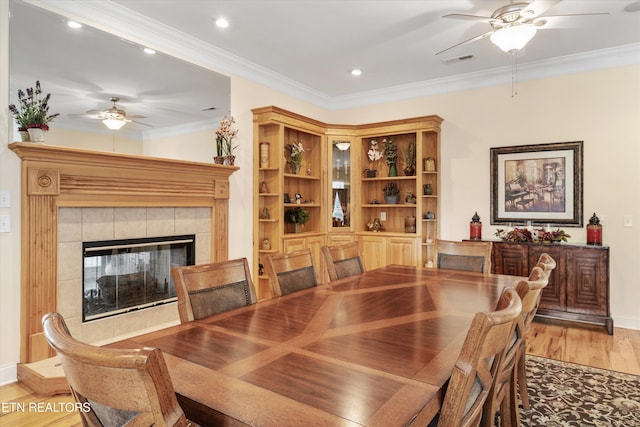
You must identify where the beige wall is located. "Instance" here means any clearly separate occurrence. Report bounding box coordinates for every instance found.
[1,0,638,381]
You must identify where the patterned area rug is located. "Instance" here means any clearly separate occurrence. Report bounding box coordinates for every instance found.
[521,355,640,427]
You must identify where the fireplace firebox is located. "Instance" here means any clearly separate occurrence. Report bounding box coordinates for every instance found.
[82,235,195,321]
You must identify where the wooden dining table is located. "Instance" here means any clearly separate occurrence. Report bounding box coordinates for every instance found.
[112,265,521,426]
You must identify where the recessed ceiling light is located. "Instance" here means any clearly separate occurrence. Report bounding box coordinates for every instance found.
[351,69,362,76]
[143,47,156,55]
[67,20,82,29]
[215,17,229,28]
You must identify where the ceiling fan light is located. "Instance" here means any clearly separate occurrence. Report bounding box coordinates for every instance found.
[102,118,126,130]
[490,25,537,53]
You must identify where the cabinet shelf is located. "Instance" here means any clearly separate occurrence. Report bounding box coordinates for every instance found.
[259,219,278,223]
[284,173,321,180]
[363,204,416,208]
[363,176,416,182]
[259,193,279,197]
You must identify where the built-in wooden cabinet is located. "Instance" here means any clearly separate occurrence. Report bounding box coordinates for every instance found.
[492,241,612,334]
[253,106,442,299]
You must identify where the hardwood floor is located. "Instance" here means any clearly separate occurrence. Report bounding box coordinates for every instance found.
[1,320,638,426]
[527,318,640,375]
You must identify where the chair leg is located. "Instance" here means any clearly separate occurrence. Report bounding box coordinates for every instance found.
[516,343,530,410]
[509,363,521,427]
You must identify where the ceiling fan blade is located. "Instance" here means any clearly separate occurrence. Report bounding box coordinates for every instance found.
[528,12,610,28]
[443,13,499,24]
[131,119,153,127]
[68,113,103,119]
[126,114,147,119]
[435,30,495,56]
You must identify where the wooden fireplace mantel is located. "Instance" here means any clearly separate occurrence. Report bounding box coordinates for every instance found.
[9,142,238,363]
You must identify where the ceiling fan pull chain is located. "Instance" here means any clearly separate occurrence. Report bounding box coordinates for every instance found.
[511,52,518,97]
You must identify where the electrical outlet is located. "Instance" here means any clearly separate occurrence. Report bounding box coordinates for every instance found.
[380,211,387,221]
[623,214,633,228]
[0,215,10,233]
[0,191,10,208]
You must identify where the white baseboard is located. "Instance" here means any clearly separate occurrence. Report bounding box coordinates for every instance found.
[0,363,17,386]
[613,315,640,331]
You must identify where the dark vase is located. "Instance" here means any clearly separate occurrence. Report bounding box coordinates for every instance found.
[404,165,415,176]
[366,170,377,178]
[213,156,224,164]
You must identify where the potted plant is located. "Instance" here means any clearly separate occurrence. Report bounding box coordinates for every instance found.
[383,182,400,204]
[214,115,239,165]
[383,138,398,177]
[9,80,59,143]
[404,140,416,176]
[284,207,309,233]
[364,139,383,178]
[285,141,304,174]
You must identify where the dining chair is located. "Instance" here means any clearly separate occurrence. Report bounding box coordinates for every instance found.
[435,287,522,427]
[171,258,257,323]
[481,265,549,427]
[434,239,493,273]
[265,248,319,297]
[42,312,190,427]
[321,242,365,282]
[515,262,553,410]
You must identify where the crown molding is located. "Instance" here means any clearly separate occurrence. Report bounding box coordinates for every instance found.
[27,1,640,112]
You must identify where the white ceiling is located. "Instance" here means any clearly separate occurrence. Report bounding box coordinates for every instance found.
[9,0,640,139]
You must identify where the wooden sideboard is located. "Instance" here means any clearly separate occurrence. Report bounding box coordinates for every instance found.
[491,241,612,334]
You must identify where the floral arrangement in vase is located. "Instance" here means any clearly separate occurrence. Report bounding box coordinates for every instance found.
[383,138,398,176]
[404,140,416,176]
[364,139,383,177]
[285,141,304,174]
[495,227,570,243]
[214,115,239,165]
[9,80,59,142]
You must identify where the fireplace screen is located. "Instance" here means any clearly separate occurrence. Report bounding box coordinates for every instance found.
[83,235,195,321]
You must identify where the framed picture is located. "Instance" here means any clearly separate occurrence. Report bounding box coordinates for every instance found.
[490,141,583,226]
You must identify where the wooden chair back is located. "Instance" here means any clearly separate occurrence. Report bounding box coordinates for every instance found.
[171,258,257,323]
[434,239,493,273]
[480,267,549,427]
[535,252,557,278]
[265,248,319,297]
[321,242,365,282]
[513,265,551,412]
[42,312,188,427]
[437,287,522,427]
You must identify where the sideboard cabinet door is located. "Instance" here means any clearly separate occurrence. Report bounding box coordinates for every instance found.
[566,247,609,317]
[492,242,528,276]
[528,245,566,312]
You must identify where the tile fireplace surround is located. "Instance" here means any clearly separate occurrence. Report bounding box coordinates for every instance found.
[9,142,238,364]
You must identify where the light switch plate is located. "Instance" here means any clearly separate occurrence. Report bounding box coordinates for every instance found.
[0,215,10,233]
[0,191,10,208]
[623,214,633,227]
[380,211,387,221]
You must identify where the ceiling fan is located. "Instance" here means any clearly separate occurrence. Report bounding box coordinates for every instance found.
[436,0,609,55]
[70,97,152,130]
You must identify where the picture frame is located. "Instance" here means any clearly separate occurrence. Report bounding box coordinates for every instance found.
[490,141,583,227]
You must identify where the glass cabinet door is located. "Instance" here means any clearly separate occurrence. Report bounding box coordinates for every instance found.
[329,139,353,230]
